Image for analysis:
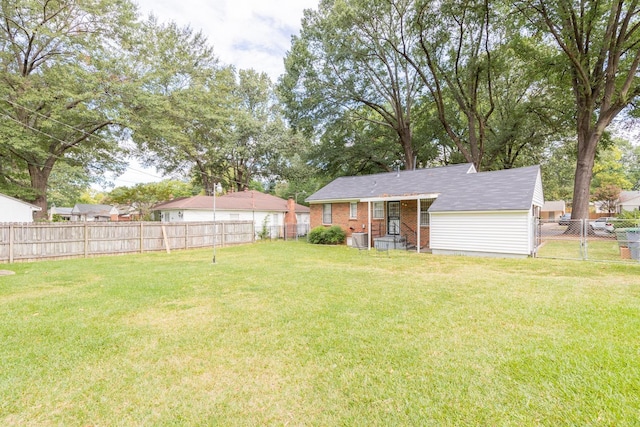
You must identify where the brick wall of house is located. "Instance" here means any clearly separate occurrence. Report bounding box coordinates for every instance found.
[399,200,430,249]
[310,202,386,244]
[310,201,435,247]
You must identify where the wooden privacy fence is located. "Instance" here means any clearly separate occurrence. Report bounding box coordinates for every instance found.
[0,221,254,263]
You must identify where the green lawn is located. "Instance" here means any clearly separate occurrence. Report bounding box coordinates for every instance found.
[1,242,639,426]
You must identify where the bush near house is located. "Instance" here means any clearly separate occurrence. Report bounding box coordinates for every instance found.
[616,210,640,228]
[308,225,346,244]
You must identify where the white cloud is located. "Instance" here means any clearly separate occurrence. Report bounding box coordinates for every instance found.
[134,0,318,81]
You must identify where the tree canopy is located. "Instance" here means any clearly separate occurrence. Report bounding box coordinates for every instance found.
[518,0,640,219]
[0,0,139,217]
[2,0,639,218]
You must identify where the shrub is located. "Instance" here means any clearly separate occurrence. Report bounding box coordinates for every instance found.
[324,226,346,244]
[308,226,346,245]
[308,226,327,244]
[257,215,271,240]
[615,211,640,229]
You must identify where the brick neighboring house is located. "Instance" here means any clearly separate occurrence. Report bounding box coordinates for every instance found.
[306,163,544,258]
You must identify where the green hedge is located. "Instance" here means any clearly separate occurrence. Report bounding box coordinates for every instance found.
[615,211,640,229]
[308,226,346,245]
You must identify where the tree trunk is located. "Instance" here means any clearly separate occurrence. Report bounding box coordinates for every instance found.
[571,106,611,221]
[28,165,52,220]
[398,125,414,170]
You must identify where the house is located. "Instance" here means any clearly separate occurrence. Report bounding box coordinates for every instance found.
[115,205,141,221]
[305,163,544,258]
[48,205,73,221]
[617,191,640,213]
[71,204,119,222]
[152,190,311,238]
[0,193,42,223]
[541,200,566,221]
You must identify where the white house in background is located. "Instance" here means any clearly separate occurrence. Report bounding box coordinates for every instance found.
[0,193,42,223]
[71,204,119,222]
[48,205,73,221]
[541,200,566,221]
[617,191,640,213]
[152,190,311,238]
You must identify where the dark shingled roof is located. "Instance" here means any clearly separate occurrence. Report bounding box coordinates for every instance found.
[306,163,475,202]
[306,164,541,212]
[429,165,540,212]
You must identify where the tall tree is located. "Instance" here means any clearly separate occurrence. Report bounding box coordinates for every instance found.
[127,19,235,195]
[279,0,423,170]
[105,180,195,220]
[391,0,500,170]
[129,22,301,194]
[518,0,640,220]
[0,0,138,217]
[224,69,296,191]
[399,0,565,170]
[540,139,577,202]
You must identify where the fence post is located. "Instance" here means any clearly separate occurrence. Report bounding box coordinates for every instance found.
[9,224,14,264]
[161,225,171,254]
[140,222,144,253]
[221,223,225,248]
[582,218,588,260]
[185,223,189,250]
[84,222,89,258]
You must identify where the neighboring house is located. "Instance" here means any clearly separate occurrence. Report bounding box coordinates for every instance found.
[115,205,141,221]
[0,193,42,223]
[306,163,544,258]
[617,191,640,213]
[152,190,311,238]
[48,206,73,221]
[541,200,566,221]
[71,204,119,222]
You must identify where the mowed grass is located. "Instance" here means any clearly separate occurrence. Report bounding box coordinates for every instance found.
[1,242,639,426]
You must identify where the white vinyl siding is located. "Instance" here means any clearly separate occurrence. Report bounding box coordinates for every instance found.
[533,171,544,208]
[430,211,534,257]
[0,195,39,222]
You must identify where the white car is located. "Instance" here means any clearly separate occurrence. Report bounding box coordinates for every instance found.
[588,217,615,233]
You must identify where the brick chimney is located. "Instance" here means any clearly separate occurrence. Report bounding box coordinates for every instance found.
[284,197,297,239]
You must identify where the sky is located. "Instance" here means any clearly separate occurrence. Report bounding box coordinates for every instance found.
[108,0,319,188]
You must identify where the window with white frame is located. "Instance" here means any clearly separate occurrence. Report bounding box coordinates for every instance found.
[420,199,435,226]
[323,203,332,224]
[350,202,358,219]
[373,201,384,219]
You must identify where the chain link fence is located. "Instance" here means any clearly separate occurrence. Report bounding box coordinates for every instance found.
[258,223,310,241]
[537,218,640,263]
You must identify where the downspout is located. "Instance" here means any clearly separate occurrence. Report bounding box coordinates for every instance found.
[367,201,372,251]
[417,199,421,254]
